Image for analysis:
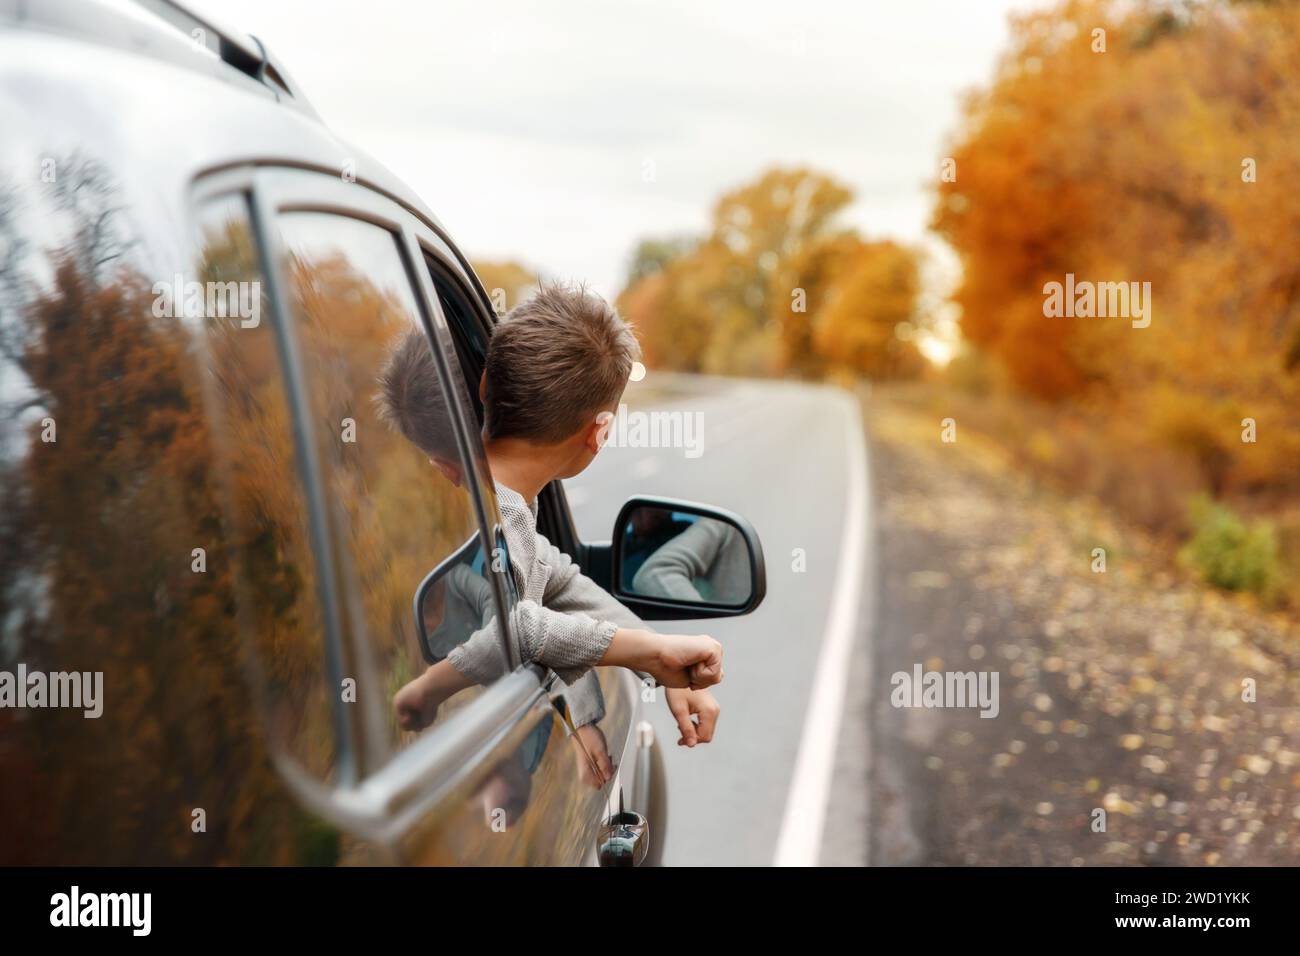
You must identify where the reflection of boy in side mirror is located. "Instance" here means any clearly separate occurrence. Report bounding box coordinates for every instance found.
[380,285,723,758]
[633,517,751,605]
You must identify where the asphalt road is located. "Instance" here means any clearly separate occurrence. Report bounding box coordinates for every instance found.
[564,373,872,866]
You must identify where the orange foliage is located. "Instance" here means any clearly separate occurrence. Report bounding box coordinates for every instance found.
[933,0,1300,496]
[619,167,925,380]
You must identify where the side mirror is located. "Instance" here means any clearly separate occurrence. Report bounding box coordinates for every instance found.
[609,496,765,621]
[412,534,494,665]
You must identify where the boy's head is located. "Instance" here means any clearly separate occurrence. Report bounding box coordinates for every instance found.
[377,284,639,486]
[484,282,639,476]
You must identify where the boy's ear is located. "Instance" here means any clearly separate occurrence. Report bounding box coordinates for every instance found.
[589,410,615,453]
[479,371,487,402]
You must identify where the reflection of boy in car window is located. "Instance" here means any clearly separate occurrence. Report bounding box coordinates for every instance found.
[473,711,554,827]
[380,284,724,761]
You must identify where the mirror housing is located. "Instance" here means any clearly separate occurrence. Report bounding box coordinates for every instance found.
[598,496,766,621]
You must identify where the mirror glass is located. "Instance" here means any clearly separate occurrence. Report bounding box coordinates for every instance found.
[616,505,755,607]
[416,535,497,665]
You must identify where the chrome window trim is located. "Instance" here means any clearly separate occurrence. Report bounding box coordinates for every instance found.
[277,665,549,844]
[397,224,520,672]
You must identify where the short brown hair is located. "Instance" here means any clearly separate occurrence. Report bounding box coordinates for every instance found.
[375,328,460,461]
[485,282,640,443]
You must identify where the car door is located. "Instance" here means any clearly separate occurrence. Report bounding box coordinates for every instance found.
[204,164,628,864]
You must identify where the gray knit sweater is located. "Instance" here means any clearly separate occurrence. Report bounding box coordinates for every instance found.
[447,483,649,723]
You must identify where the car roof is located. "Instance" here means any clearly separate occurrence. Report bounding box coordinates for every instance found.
[0,0,451,238]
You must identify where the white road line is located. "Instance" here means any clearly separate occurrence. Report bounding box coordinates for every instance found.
[772,390,872,867]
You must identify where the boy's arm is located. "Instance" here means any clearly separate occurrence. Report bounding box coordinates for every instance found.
[534,531,661,698]
[535,532,725,746]
[451,600,716,688]
[445,599,615,686]
[420,603,605,726]
[536,530,727,692]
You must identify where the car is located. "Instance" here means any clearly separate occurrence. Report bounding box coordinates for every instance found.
[0,0,766,866]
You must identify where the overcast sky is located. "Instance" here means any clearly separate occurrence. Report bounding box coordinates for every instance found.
[205,0,1037,302]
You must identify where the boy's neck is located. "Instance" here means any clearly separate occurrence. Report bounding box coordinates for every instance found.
[484,437,562,505]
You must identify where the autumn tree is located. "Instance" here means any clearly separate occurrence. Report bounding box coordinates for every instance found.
[471,259,540,316]
[620,167,924,380]
[933,0,1300,495]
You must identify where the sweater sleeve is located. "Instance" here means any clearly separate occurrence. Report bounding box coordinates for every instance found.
[444,612,607,728]
[510,599,618,684]
[538,530,652,631]
[454,484,646,691]
[446,598,616,686]
[537,530,656,686]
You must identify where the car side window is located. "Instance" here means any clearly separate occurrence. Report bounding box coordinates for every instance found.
[271,212,508,763]
[192,194,343,785]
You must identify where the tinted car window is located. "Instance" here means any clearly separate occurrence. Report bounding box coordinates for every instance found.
[427,259,488,421]
[193,195,343,785]
[273,212,508,764]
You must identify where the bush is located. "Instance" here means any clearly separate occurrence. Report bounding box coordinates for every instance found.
[1180,495,1280,597]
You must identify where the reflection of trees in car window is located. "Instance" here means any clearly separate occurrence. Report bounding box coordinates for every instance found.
[0,158,338,864]
[198,198,338,784]
[275,213,501,760]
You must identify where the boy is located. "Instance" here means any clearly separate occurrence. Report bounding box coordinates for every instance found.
[380,284,722,769]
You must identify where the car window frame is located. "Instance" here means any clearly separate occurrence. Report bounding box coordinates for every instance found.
[190,164,553,842]
[261,172,521,763]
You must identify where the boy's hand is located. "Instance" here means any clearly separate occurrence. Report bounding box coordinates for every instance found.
[660,633,724,689]
[665,687,720,747]
[602,629,724,689]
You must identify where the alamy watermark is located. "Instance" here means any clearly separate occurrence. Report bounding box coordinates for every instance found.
[890,663,1000,718]
[50,886,150,936]
[152,275,261,328]
[1042,273,1151,329]
[597,403,704,459]
[0,664,103,718]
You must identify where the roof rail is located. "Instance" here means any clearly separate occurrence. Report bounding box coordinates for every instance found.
[130,0,319,117]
